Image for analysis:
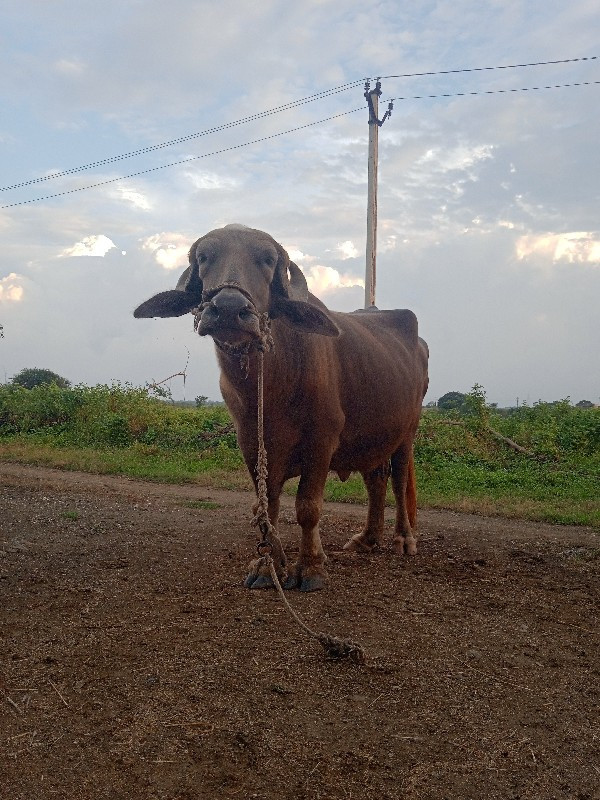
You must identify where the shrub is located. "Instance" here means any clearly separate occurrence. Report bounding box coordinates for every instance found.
[11,367,71,389]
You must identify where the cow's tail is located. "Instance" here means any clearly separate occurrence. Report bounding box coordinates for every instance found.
[406,450,417,529]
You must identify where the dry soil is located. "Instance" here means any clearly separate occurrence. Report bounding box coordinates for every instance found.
[1,462,599,799]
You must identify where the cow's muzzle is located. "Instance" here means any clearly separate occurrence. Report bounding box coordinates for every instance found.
[195,286,261,342]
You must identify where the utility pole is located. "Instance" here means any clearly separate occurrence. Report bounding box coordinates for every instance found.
[364,79,393,308]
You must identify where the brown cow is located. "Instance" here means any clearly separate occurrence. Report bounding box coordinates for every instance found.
[135,224,429,591]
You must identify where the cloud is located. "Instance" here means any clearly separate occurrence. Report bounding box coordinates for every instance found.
[336,240,359,260]
[142,233,190,271]
[417,143,494,174]
[516,232,600,265]
[286,244,363,293]
[110,184,152,211]
[183,170,239,191]
[0,273,24,303]
[302,264,364,295]
[54,59,85,76]
[59,235,117,258]
[286,248,311,264]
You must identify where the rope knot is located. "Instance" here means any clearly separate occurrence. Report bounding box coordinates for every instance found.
[257,313,274,353]
[317,633,367,665]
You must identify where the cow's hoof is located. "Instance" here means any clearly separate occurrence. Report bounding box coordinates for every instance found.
[299,575,326,592]
[243,557,284,589]
[343,534,377,553]
[283,573,300,590]
[284,566,327,592]
[393,536,418,556]
[247,574,275,589]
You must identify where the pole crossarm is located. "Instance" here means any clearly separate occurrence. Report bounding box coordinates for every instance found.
[364,79,394,127]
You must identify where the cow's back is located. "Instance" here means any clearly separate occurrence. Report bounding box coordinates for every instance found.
[332,307,427,404]
[324,308,428,473]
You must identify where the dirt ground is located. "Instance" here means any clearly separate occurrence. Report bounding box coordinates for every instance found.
[1,462,599,800]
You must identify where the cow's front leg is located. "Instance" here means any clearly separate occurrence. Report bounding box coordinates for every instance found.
[244,477,288,590]
[285,465,330,592]
[343,462,390,553]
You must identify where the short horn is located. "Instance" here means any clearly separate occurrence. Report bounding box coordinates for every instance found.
[288,261,308,301]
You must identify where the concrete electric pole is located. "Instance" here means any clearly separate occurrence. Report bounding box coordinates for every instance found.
[364,79,393,309]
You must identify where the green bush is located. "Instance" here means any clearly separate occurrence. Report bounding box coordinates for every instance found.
[11,367,71,389]
[0,381,598,526]
[0,382,238,452]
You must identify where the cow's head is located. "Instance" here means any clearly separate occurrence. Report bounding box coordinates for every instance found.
[134,225,339,343]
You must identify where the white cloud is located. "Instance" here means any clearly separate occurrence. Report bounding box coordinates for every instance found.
[379,235,398,253]
[302,264,364,295]
[0,273,24,303]
[184,170,238,190]
[54,59,84,76]
[336,240,359,260]
[59,235,116,258]
[142,233,190,271]
[110,184,151,210]
[416,143,494,175]
[286,248,311,264]
[516,232,600,265]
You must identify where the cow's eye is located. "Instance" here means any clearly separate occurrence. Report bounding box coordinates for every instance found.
[261,254,275,268]
[197,252,208,264]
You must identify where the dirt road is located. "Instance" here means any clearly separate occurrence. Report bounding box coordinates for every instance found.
[1,462,599,799]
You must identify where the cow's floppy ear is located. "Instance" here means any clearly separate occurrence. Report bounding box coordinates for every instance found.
[270,297,340,337]
[133,253,203,319]
[134,289,199,318]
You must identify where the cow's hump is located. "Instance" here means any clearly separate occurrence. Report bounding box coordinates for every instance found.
[350,307,419,348]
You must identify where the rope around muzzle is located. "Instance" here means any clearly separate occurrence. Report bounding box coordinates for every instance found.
[251,315,366,666]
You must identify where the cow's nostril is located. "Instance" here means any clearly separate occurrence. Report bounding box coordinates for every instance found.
[239,308,254,321]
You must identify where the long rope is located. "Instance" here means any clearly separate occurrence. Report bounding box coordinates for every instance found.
[251,317,366,665]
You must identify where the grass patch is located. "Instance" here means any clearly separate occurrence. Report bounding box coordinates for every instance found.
[1,382,598,528]
[0,437,252,491]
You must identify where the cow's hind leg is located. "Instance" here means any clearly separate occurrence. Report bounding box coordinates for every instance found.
[390,443,418,555]
[343,462,390,553]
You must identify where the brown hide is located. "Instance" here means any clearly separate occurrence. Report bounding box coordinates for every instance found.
[134,225,429,592]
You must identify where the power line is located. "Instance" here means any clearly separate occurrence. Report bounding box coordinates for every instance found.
[1,55,595,193]
[0,108,363,209]
[379,54,596,80]
[0,81,366,192]
[1,78,597,210]
[387,79,600,103]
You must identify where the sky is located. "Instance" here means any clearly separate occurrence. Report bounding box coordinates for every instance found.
[0,0,598,408]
